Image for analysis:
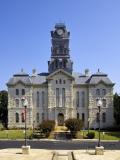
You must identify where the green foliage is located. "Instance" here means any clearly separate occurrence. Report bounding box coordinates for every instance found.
[65,118,83,138]
[86,132,95,139]
[113,93,120,125]
[0,90,8,128]
[39,120,55,137]
[0,123,5,131]
[31,131,46,139]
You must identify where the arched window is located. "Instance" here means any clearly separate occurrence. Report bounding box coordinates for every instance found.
[15,99,19,107]
[36,113,39,123]
[81,91,85,107]
[62,88,65,107]
[22,89,25,95]
[16,89,19,95]
[21,112,25,123]
[36,91,39,107]
[42,91,45,107]
[102,112,106,123]
[77,113,79,119]
[82,113,85,121]
[76,91,79,107]
[21,99,25,107]
[102,89,106,96]
[96,113,100,122]
[103,99,106,107]
[96,89,100,96]
[15,113,19,123]
[56,88,59,107]
[42,113,44,121]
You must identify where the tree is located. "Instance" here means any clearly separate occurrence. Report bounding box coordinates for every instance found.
[65,118,83,138]
[39,120,55,137]
[113,93,120,125]
[0,90,8,128]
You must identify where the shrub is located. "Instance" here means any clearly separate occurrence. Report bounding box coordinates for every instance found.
[86,132,95,139]
[39,120,55,137]
[65,118,83,138]
[0,123,5,131]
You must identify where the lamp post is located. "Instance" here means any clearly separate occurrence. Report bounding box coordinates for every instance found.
[97,99,102,147]
[23,98,28,146]
[88,118,90,134]
[21,97,30,154]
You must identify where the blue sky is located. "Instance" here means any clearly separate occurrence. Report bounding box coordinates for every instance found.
[0,0,120,93]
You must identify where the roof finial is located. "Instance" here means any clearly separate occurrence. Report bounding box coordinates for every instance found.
[21,68,24,72]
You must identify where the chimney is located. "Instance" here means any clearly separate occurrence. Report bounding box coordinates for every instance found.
[32,69,37,76]
[85,69,89,76]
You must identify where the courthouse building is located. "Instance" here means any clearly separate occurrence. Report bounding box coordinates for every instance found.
[7,24,114,129]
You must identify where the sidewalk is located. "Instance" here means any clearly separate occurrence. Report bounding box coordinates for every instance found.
[0,148,120,160]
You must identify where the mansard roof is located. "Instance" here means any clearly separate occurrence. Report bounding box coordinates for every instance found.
[7,76,32,86]
[30,74,47,85]
[7,69,114,87]
[73,70,114,86]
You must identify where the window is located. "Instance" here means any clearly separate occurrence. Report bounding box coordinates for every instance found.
[56,88,59,107]
[96,113,100,123]
[81,91,85,107]
[36,91,39,107]
[56,80,58,84]
[102,112,106,123]
[16,89,19,95]
[15,113,19,123]
[63,60,66,68]
[76,91,79,107]
[21,112,25,122]
[77,113,79,119]
[15,99,19,107]
[96,89,100,96]
[42,113,44,121]
[103,99,106,107]
[63,80,66,84]
[21,99,25,107]
[102,89,106,96]
[82,113,85,121]
[62,88,65,107]
[42,91,45,106]
[36,113,39,123]
[22,89,25,95]
[59,79,62,84]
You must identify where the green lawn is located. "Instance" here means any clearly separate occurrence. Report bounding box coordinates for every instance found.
[80,130,120,140]
[0,129,120,140]
[0,130,32,139]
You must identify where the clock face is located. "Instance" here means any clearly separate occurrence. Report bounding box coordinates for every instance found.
[57,29,63,35]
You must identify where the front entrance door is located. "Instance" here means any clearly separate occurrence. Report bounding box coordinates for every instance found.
[57,113,64,126]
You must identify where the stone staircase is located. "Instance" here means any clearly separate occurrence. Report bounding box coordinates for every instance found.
[53,126,71,140]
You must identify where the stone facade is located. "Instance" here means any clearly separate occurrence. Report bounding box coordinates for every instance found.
[7,24,114,129]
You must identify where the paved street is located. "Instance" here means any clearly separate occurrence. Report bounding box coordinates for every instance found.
[0,140,120,150]
[0,149,120,160]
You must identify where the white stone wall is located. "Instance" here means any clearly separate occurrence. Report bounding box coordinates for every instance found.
[88,83,114,129]
[8,83,33,128]
[8,75,114,129]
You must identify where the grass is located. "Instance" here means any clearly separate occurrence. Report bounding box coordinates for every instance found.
[0,129,33,139]
[0,129,120,140]
[80,130,120,140]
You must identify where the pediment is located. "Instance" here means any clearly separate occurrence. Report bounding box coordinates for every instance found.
[96,79,107,85]
[14,80,26,86]
[46,69,74,80]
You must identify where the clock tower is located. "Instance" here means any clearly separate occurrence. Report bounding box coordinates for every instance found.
[48,23,73,74]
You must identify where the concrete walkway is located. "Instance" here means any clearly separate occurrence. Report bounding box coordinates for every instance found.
[0,149,120,160]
